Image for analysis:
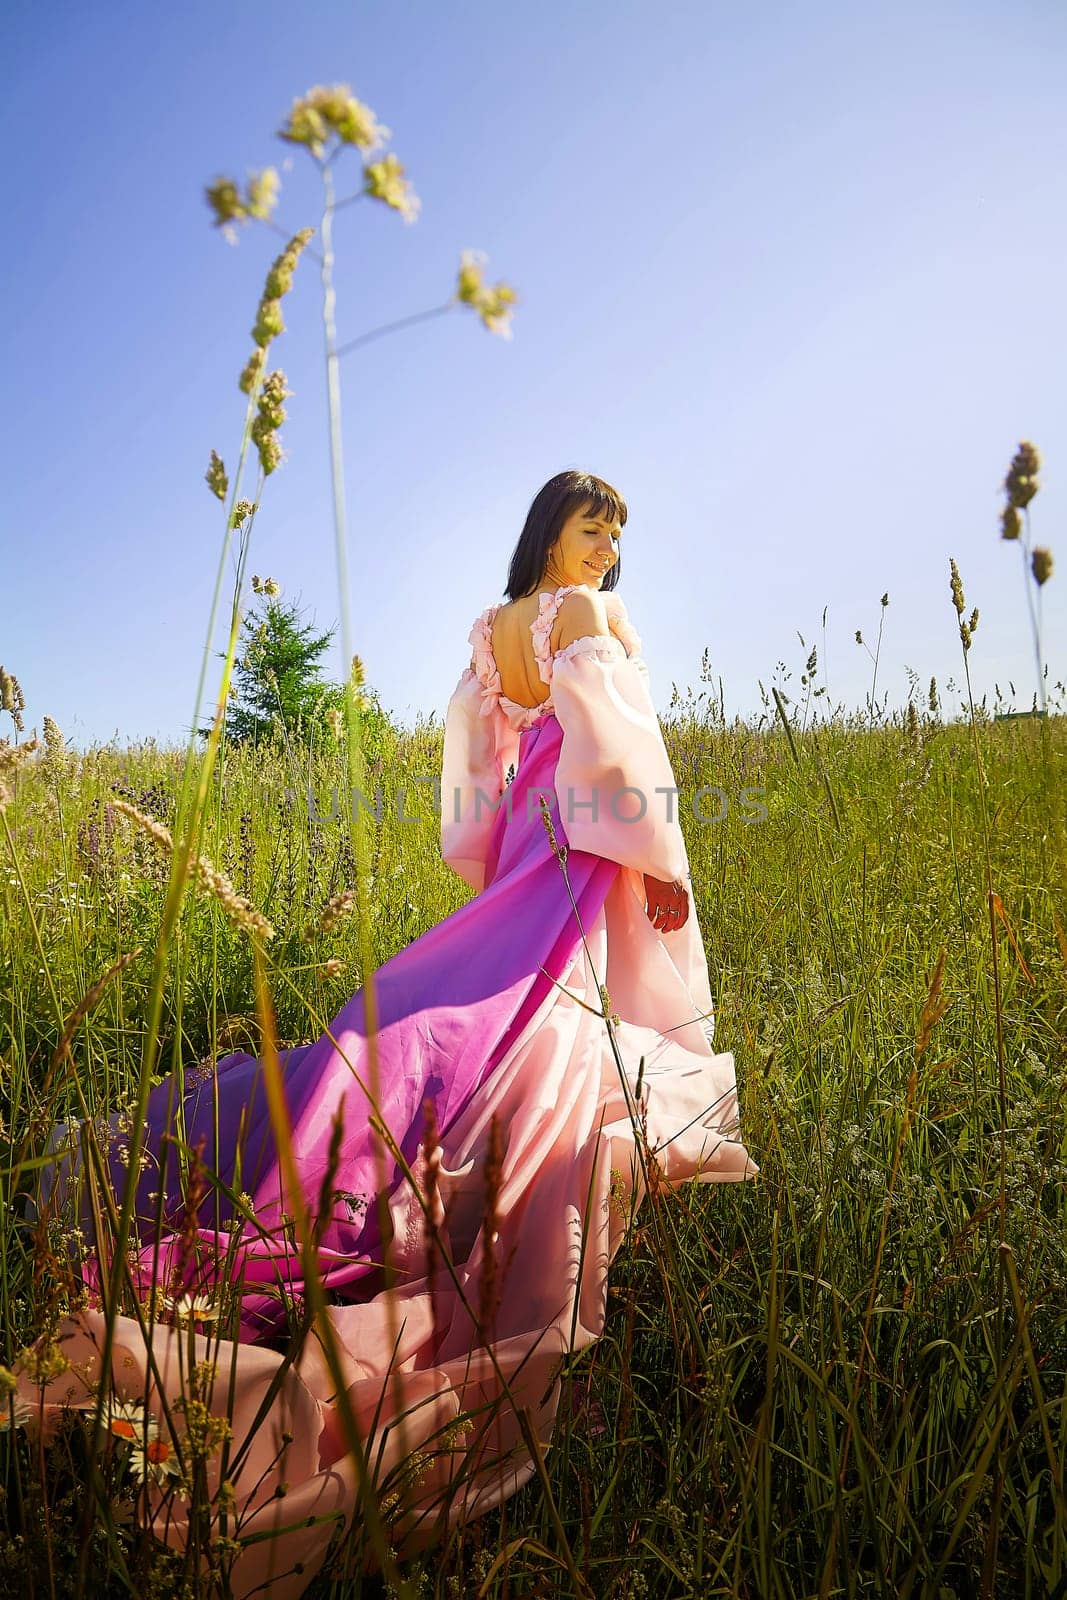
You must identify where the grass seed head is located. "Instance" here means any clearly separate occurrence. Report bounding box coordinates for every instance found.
[363,152,421,222]
[110,797,175,853]
[257,369,290,428]
[1003,440,1041,509]
[205,168,280,233]
[0,734,39,776]
[1000,504,1021,541]
[41,717,66,760]
[255,433,282,475]
[308,888,356,938]
[205,177,243,227]
[252,297,285,348]
[278,85,389,159]
[239,347,266,395]
[538,793,566,863]
[110,800,274,939]
[245,167,280,219]
[205,449,228,502]
[455,249,518,339]
[1032,547,1054,586]
[0,668,26,732]
[191,857,275,939]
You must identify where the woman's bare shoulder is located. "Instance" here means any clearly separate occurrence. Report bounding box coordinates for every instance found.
[554,587,612,651]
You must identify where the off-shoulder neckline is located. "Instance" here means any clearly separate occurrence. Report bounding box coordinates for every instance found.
[467,585,638,731]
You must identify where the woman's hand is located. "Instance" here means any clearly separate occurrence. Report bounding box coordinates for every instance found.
[643,873,689,934]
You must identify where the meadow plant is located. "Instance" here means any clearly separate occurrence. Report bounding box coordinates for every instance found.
[2,592,1067,1592]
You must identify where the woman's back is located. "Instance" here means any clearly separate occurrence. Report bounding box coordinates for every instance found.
[488,585,614,709]
[488,592,550,709]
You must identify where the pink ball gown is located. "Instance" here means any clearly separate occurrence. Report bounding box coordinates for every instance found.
[24,583,758,1597]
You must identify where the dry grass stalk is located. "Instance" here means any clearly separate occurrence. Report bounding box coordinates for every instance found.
[478,1114,503,1343]
[167,1136,208,1300]
[305,888,356,939]
[0,733,40,806]
[421,1097,444,1363]
[0,667,26,733]
[48,948,144,1078]
[915,947,950,1061]
[110,797,274,940]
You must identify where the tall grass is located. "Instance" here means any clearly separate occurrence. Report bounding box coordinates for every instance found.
[2,659,1065,1595]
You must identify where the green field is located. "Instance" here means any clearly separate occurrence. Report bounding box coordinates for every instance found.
[2,678,1065,1597]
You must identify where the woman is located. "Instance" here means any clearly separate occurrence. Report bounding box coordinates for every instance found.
[25,470,757,1597]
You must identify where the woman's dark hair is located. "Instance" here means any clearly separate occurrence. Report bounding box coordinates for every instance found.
[504,470,627,601]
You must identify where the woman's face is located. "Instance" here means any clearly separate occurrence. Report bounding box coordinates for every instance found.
[543,503,621,589]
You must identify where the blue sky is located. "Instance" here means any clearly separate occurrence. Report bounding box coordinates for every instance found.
[5,0,1065,749]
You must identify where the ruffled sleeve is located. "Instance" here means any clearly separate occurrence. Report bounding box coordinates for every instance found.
[548,618,690,886]
[602,590,643,661]
[440,610,521,891]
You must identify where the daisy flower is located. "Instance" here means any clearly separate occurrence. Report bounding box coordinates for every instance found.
[129,1429,184,1488]
[104,1397,158,1446]
[166,1292,221,1327]
[0,1393,33,1432]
